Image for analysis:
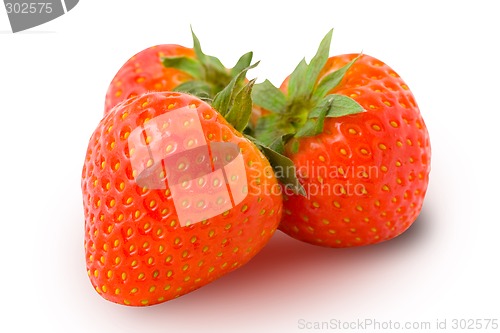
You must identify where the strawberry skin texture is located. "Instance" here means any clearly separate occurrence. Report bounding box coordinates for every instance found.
[280,54,430,247]
[105,45,195,114]
[82,92,282,306]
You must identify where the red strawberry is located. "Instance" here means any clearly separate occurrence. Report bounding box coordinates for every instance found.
[105,30,254,114]
[105,44,195,114]
[83,82,283,305]
[252,30,430,247]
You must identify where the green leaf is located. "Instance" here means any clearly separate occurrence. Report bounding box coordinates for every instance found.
[162,56,203,78]
[303,29,333,95]
[287,58,307,99]
[173,80,211,99]
[314,54,361,99]
[190,26,208,65]
[286,30,333,102]
[290,139,300,154]
[207,55,225,69]
[244,135,306,196]
[231,52,253,77]
[261,145,306,196]
[212,61,259,117]
[251,80,287,114]
[190,27,230,90]
[267,137,285,154]
[224,79,256,133]
[309,94,365,118]
[254,113,296,148]
[206,55,229,76]
[295,103,328,138]
[262,133,293,155]
[254,113,280,145]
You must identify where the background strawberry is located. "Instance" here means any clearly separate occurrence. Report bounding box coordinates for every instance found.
[251,30,430,247]
[83,70,283,305]
[105,30,253,114]
[104,44,195,114]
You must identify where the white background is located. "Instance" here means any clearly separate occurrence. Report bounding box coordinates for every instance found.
[1,1,499,332]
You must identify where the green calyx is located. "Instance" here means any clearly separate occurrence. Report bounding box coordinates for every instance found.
[162,27,253,101]
[251,29,366,150]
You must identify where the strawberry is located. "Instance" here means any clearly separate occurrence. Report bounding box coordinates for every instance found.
[105,30,254,114]
[104,44,194,114]
[251,30,431,247]
[82,69,284,305]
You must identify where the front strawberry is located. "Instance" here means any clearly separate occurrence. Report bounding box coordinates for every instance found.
[252,30,430,247]
[82,89,282,306]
